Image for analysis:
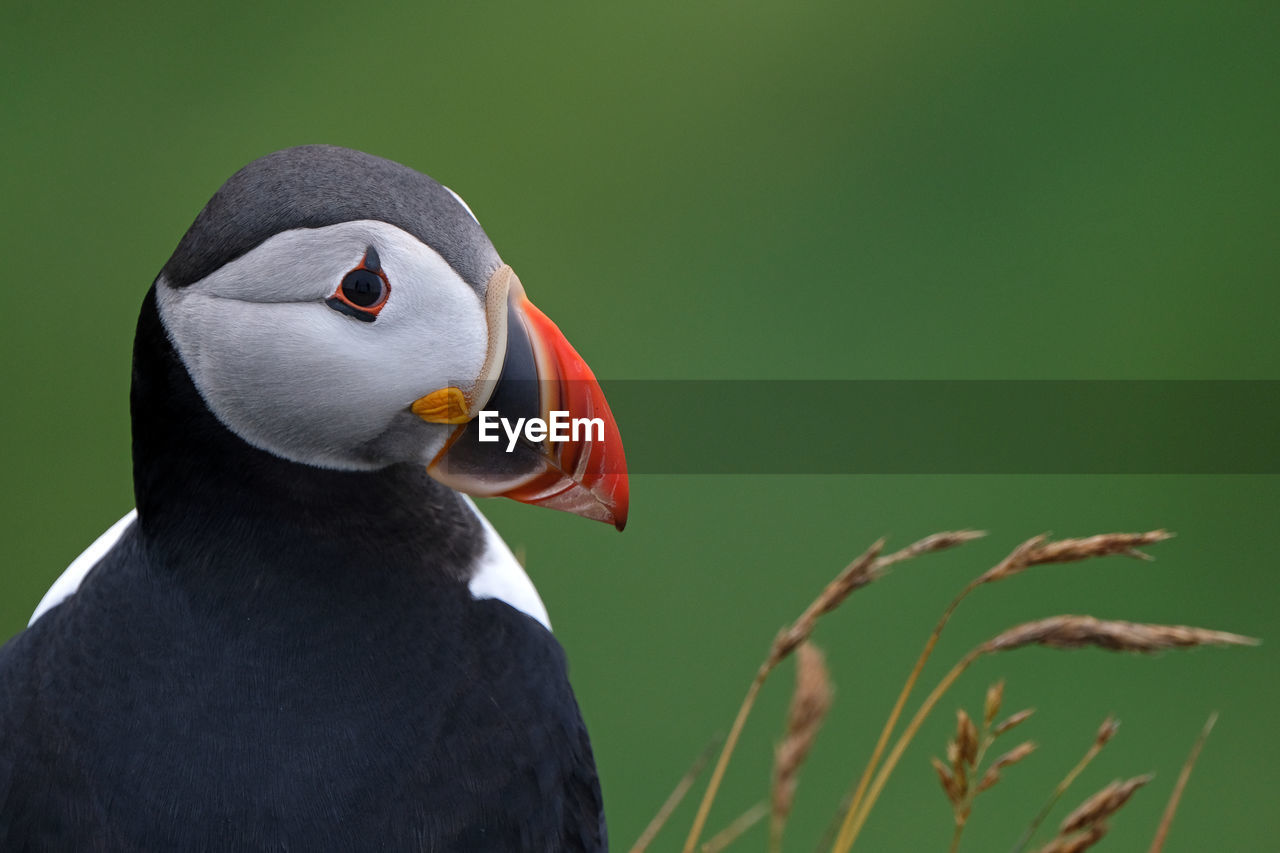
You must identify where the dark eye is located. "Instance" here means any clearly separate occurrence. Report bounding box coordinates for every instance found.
[341,269,385,307]
[327,249,390,322]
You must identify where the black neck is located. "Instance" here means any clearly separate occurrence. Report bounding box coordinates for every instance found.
[129,285,481,586]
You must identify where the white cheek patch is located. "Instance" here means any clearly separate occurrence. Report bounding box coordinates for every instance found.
[157,221,491,470]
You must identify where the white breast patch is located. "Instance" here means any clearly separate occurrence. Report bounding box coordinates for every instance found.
[28,503,551,632]
[462,496,551,631]
[30,508,137,626]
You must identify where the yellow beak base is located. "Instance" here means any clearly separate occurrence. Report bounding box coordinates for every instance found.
[411,386,471,424]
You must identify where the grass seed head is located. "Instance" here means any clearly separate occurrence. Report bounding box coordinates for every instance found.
[931,756,961,807]
[1059,775,1154,835]
[1094,715,1120,747]
[770,643,833,832]
[770,530,985,666]
[955,709,979,767]
[994,708,1036,736]
[978,530,1172,586]
[1035,823,1108,853]
[876,530,988,573]
[978,534,1049,584]
[1027,531,1173,566]
[981,616,1259,655]
[978,741,1037,793]
[984,680,1005,726]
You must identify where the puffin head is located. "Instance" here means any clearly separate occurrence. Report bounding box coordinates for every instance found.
[152,145,628,529]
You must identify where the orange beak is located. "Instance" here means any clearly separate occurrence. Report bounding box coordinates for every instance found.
[420,266,629,530]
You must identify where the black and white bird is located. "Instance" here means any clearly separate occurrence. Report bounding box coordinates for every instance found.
[0,145,628,850]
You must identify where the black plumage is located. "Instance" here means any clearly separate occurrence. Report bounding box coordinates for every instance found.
[163,145,501,290]
[0,154,608,850]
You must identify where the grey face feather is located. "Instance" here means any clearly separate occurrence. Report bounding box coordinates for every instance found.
[161,145,501,291]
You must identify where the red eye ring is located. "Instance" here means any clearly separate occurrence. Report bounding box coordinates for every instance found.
[327,248,389,322]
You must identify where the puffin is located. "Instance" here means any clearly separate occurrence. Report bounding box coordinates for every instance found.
[0,145,628,851]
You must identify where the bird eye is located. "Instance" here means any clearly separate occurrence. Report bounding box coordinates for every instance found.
[341,269,385,307]
[326,248,390,322]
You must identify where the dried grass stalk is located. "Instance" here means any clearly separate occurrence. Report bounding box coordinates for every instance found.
[1034,823,1108,853]
[937,685,1038,852]
[994,709,1036,736]
[982,617,1258,655]
[629,735,723,853]
[836,614,1252,852]
[1059,775,1153,834]
[681,531,981,853]
[1148,713,1218,853]
[1029,777,1149,853]
[975,534,1050,585]
[838,529,1170,853]
[954,709,979,768]
[933,756,962,806]
[1012,715,1121,853]
[700,801,768,853]
[1093,716,1121,748]
[769,643,834,852]
[984,680,1005,726]
[768,540,886,666]
[771,531,984,665]
[1025,531,1173,566]
[978,741,1037,793]
[977,530,1171,585]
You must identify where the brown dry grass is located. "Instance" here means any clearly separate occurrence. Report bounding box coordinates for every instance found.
[630,529,1257,853]
[674,531,984,853]
[981,617,1255,654]
[1148,713,1218,853]
[1011,715,1123,852]
[932,682,1038,852]
[1059,774,1153,835]
[769,643,833,852]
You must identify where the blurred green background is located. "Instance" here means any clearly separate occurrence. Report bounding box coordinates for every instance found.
[2,2,1277,849]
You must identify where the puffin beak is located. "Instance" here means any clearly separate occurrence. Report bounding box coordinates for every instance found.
[416,266,629,530]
